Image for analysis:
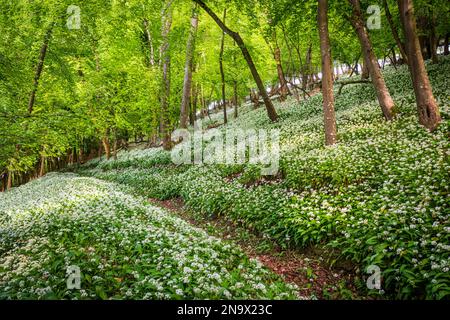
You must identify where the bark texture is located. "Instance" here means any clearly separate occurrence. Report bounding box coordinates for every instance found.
[318,0,337,145]
[180,5,198,128]
[398,0,441,131]
[193,0,278,121]
[350,0,396,120]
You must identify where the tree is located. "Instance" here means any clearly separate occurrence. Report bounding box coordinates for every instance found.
[273,33,290,101]
[180,4,199,129]
[219,8,228,124]
[383,0,409,64]
[160,0,173,150]
[348,0,396,121]
[398,0,441,131]
[28,27,53,114]
[318,0,337,146]
[193,0,278,122]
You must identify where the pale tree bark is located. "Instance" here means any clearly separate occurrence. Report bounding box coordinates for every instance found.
[219,8,228,124]
[382,0,408,64]
[180,4,199,128]
[318,0,337,146]
[349,0,395,120]
[233,80,239,118]
[303,44,312,91]
[193,0,278,121]
[28,28,52,114]
[429,11,439,64]
[161,0,173,150]
[398,0,441,131]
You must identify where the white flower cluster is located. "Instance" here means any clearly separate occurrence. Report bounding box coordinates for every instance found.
[0,173,298,300]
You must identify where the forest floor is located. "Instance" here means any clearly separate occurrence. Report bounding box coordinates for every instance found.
[1,58,449,300]
[150,197,363,299]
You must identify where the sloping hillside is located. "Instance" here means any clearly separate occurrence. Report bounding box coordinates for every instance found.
[77,58,450,299]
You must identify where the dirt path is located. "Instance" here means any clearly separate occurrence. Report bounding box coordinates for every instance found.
[149,198,362,299]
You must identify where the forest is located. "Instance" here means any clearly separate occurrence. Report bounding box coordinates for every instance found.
[0,0,449,302]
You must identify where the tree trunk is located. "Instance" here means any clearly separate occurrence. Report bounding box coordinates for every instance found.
[180,4,199,128]
[97,140,103,158]
[429,12,439,64]
[102,135,111,160]
[350,0,395,120]
[398,0,441,131]
[302,44,312,91]
[6,171,12,190]
[318,0,337,146]
[280,22,296,83]
[190,82,198,125]
[219,8,228,125]
[274,46,289,101]
[161,0,173,150]
[383,0,408,64]
[193,0,278,121]
[416,15,431,60]
[112,129,118,160]
[39,155,46,177]
[28,28,52,114]
[361,57,370,80]
[444,34,449,55]
[233,80,239,119]
[113,140,118,160]
[143,18,155,66]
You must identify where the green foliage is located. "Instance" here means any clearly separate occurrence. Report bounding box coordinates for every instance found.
[0,173,298,299]
[78,58,450,299]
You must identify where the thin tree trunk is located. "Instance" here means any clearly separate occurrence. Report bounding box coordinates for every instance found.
[219,8,228,125]
[280,22,296,82]
[113,140,118,160]
[416,15,431,60]
[102,135,111,160]
[398,0,441,131]
[445,34,449,55]
[350,0,395,120]
[190,82,198,125]
[429,11,439,64]
[233,80,239,118]
[28,28,52,114]
[112,129,118,160]
[274,46,289,101]
[161,0,173,150]
[180,4,199,128]
[97,140,103,158]
[270,30,290,101]
[143,18,155,66]
[6,171,12,190]
[80,146,85,164]
[303,44,312,91]
[383,0,408,64]
[361,57,370,80]
[39,154,45,177]
[318,0,337,146]
[193,0,278,121]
